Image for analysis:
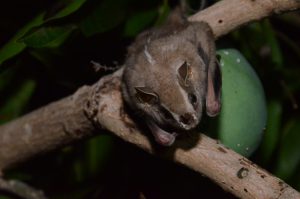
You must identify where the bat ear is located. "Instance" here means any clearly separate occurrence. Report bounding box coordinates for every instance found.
[184,22,215,66]
[206,54,222,117]
[186,22,221,116]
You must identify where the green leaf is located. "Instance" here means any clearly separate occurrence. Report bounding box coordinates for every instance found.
[85,135,114,176]
[292,166,300,191]
[0,79,36,124]
[0,67,16,93]
[53,187,93,199]
[72,158,85,183]
[0,196,13,199]
[261,20,283,69]
[0,0,86,68]
[124,10,157,37]
[20,25,77,48]
[274,118,300,180]
[258,100,282,166]
[155,0,170,26]
[0,13,45,68]
[80,0,128,36]
[45,0,87,21]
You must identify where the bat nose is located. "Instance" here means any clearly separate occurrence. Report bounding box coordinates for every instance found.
[180,113,196,126]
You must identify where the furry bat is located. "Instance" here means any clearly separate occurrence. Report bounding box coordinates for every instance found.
[122,9,221,146]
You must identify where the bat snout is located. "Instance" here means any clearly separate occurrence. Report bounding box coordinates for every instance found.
[179,112,198,130]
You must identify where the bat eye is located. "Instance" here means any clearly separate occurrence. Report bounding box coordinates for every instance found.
[177,61,191,86]
[135,87,159,104]
[188,93,197,106]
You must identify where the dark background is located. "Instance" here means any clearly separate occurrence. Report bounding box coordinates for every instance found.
[0,0,300,198]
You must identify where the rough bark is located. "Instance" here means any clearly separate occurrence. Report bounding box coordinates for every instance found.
[1,0,300,198]
[0,85,96,170]
[85,70,300,199]
[189,0,300,38]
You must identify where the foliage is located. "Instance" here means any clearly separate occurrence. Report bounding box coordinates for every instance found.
[0,0,300,198]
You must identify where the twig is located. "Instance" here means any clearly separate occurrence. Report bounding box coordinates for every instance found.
[0,0,300,198]
[0,178,48,199]
[90,60,119,72]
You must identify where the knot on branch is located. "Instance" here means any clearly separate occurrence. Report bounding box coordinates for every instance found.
[84,71,123,128]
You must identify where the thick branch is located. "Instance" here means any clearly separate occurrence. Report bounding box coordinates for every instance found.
[188,0,300,38]
[86,71,300,199]
[0,0,300,199]
[0,85,96,170]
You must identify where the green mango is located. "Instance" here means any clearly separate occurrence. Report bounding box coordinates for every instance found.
[212,49,267,157]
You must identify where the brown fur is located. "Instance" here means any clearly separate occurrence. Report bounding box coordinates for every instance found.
[122,10,221,145]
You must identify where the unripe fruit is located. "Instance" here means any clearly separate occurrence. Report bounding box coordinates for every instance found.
[213,49,267,157]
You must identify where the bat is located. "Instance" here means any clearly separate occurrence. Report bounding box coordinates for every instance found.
[122,8,221,146]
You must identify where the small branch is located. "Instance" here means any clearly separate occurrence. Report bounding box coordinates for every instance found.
[90,61,120,72]
[0,178,48,199]
[0,0,300,198]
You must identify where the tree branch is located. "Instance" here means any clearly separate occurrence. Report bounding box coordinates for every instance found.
[188,0,300,38]
[0,84,95,170]
[0,0,300,198]
[0,178,47,199]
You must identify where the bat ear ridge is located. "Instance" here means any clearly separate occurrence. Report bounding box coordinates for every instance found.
[206,55,222,117]
[181,22,215,67]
